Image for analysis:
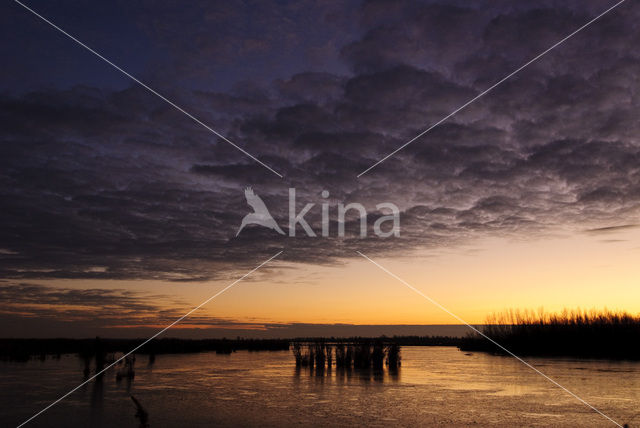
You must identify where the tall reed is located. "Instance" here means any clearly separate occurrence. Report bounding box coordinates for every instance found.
[461,308,640,359]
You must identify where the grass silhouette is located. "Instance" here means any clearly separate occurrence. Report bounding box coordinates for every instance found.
[461,309,640,359]
[293,339,401,370]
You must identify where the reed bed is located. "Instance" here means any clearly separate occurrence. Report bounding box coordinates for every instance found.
[293,340,401,370]
[461,309,640,359]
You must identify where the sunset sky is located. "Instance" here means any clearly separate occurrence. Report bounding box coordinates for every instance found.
[1,0,639,338]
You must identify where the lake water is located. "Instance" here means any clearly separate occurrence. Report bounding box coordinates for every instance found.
[2,346,639,427]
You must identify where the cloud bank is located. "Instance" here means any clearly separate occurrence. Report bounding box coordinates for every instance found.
[2,0,640,281]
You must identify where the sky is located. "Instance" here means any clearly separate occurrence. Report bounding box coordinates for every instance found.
[1,0,640,338]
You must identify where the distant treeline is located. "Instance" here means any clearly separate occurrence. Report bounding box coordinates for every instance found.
[0,335,462,362]
[4,309,638,362]
[0,337,289,362]
[290,336,462,346]
[460,309,640,360]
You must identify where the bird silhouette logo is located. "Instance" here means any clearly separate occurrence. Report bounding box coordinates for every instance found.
[236,187,285,236]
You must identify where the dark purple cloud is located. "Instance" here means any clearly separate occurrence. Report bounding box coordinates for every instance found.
[1,0,639,283]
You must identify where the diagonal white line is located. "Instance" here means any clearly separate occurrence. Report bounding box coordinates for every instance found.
[14,0,283,179]
[356,250,623,427]
[17,250,283,427]
[357,0,627,178]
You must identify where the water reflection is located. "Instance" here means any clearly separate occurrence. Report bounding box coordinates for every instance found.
[296,364,401,384]
[89,375,104,425]
[292,341,401,381]
[3,347,640,427]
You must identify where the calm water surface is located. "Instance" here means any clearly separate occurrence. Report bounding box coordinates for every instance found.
[2,347,639,427]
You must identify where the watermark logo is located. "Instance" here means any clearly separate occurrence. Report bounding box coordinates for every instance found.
[236,187,286,236]
[237,188,400,238]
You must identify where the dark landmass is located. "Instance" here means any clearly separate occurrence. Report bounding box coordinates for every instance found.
[0,337,289,362]
[4,309,638,363]
[460,309,640,360]
[0,335,462,362]
[290,335,461,346]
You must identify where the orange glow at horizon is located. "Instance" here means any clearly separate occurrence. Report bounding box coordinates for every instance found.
[37,226,640,328]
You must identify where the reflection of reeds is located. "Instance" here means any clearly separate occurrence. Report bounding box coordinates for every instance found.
[292,342,315,367]
[371,342,384,370]
[345,345,353,368]
[292,343,303,365]
[335,344,346,368]
[386,344,401,368]
[353,343,370,369]
[292,340,401,372]
[116,355,136,380]
[461,309,640,359]
[314,343,325,369]
[94,337,106,380]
